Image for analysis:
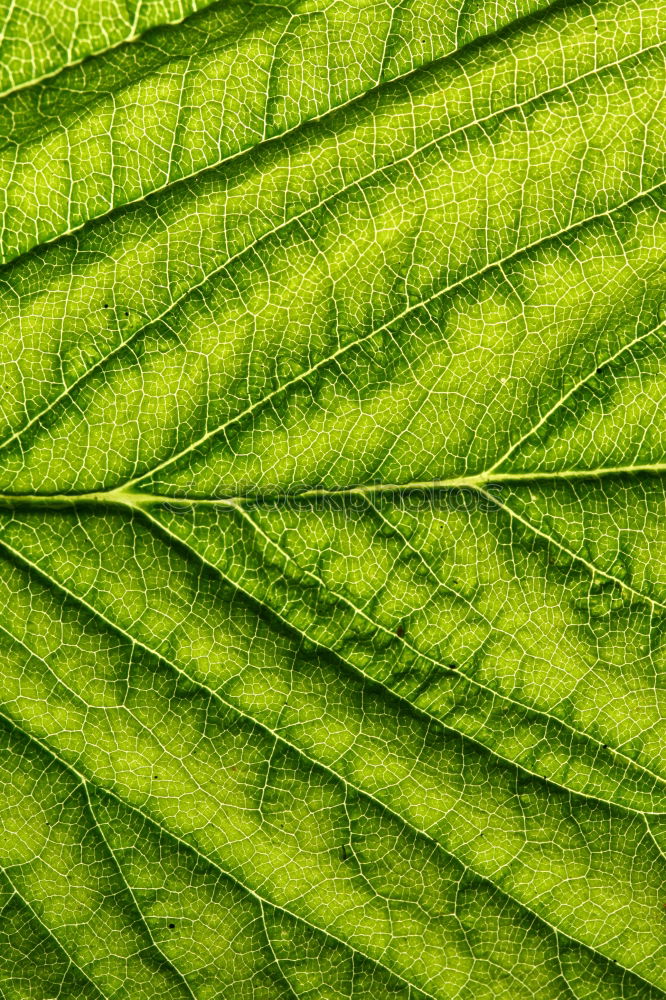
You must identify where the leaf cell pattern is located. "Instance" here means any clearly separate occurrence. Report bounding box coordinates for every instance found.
[0,0,665,997]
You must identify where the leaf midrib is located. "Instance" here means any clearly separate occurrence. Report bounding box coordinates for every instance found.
[2,463,666,507]
[3,1,665,995]
[11,461,666,807]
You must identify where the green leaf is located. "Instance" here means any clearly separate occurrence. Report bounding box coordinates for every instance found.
[0,0,665,996]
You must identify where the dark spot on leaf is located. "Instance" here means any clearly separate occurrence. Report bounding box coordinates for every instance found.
[341,845,348,861]
[449,663,458,670]
[396,624,405,638]
[169,923,175,929]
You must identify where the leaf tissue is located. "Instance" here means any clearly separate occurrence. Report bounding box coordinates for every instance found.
[0,0,665,996]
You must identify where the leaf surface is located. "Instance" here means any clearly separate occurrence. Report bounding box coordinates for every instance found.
[0,0,665,997]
